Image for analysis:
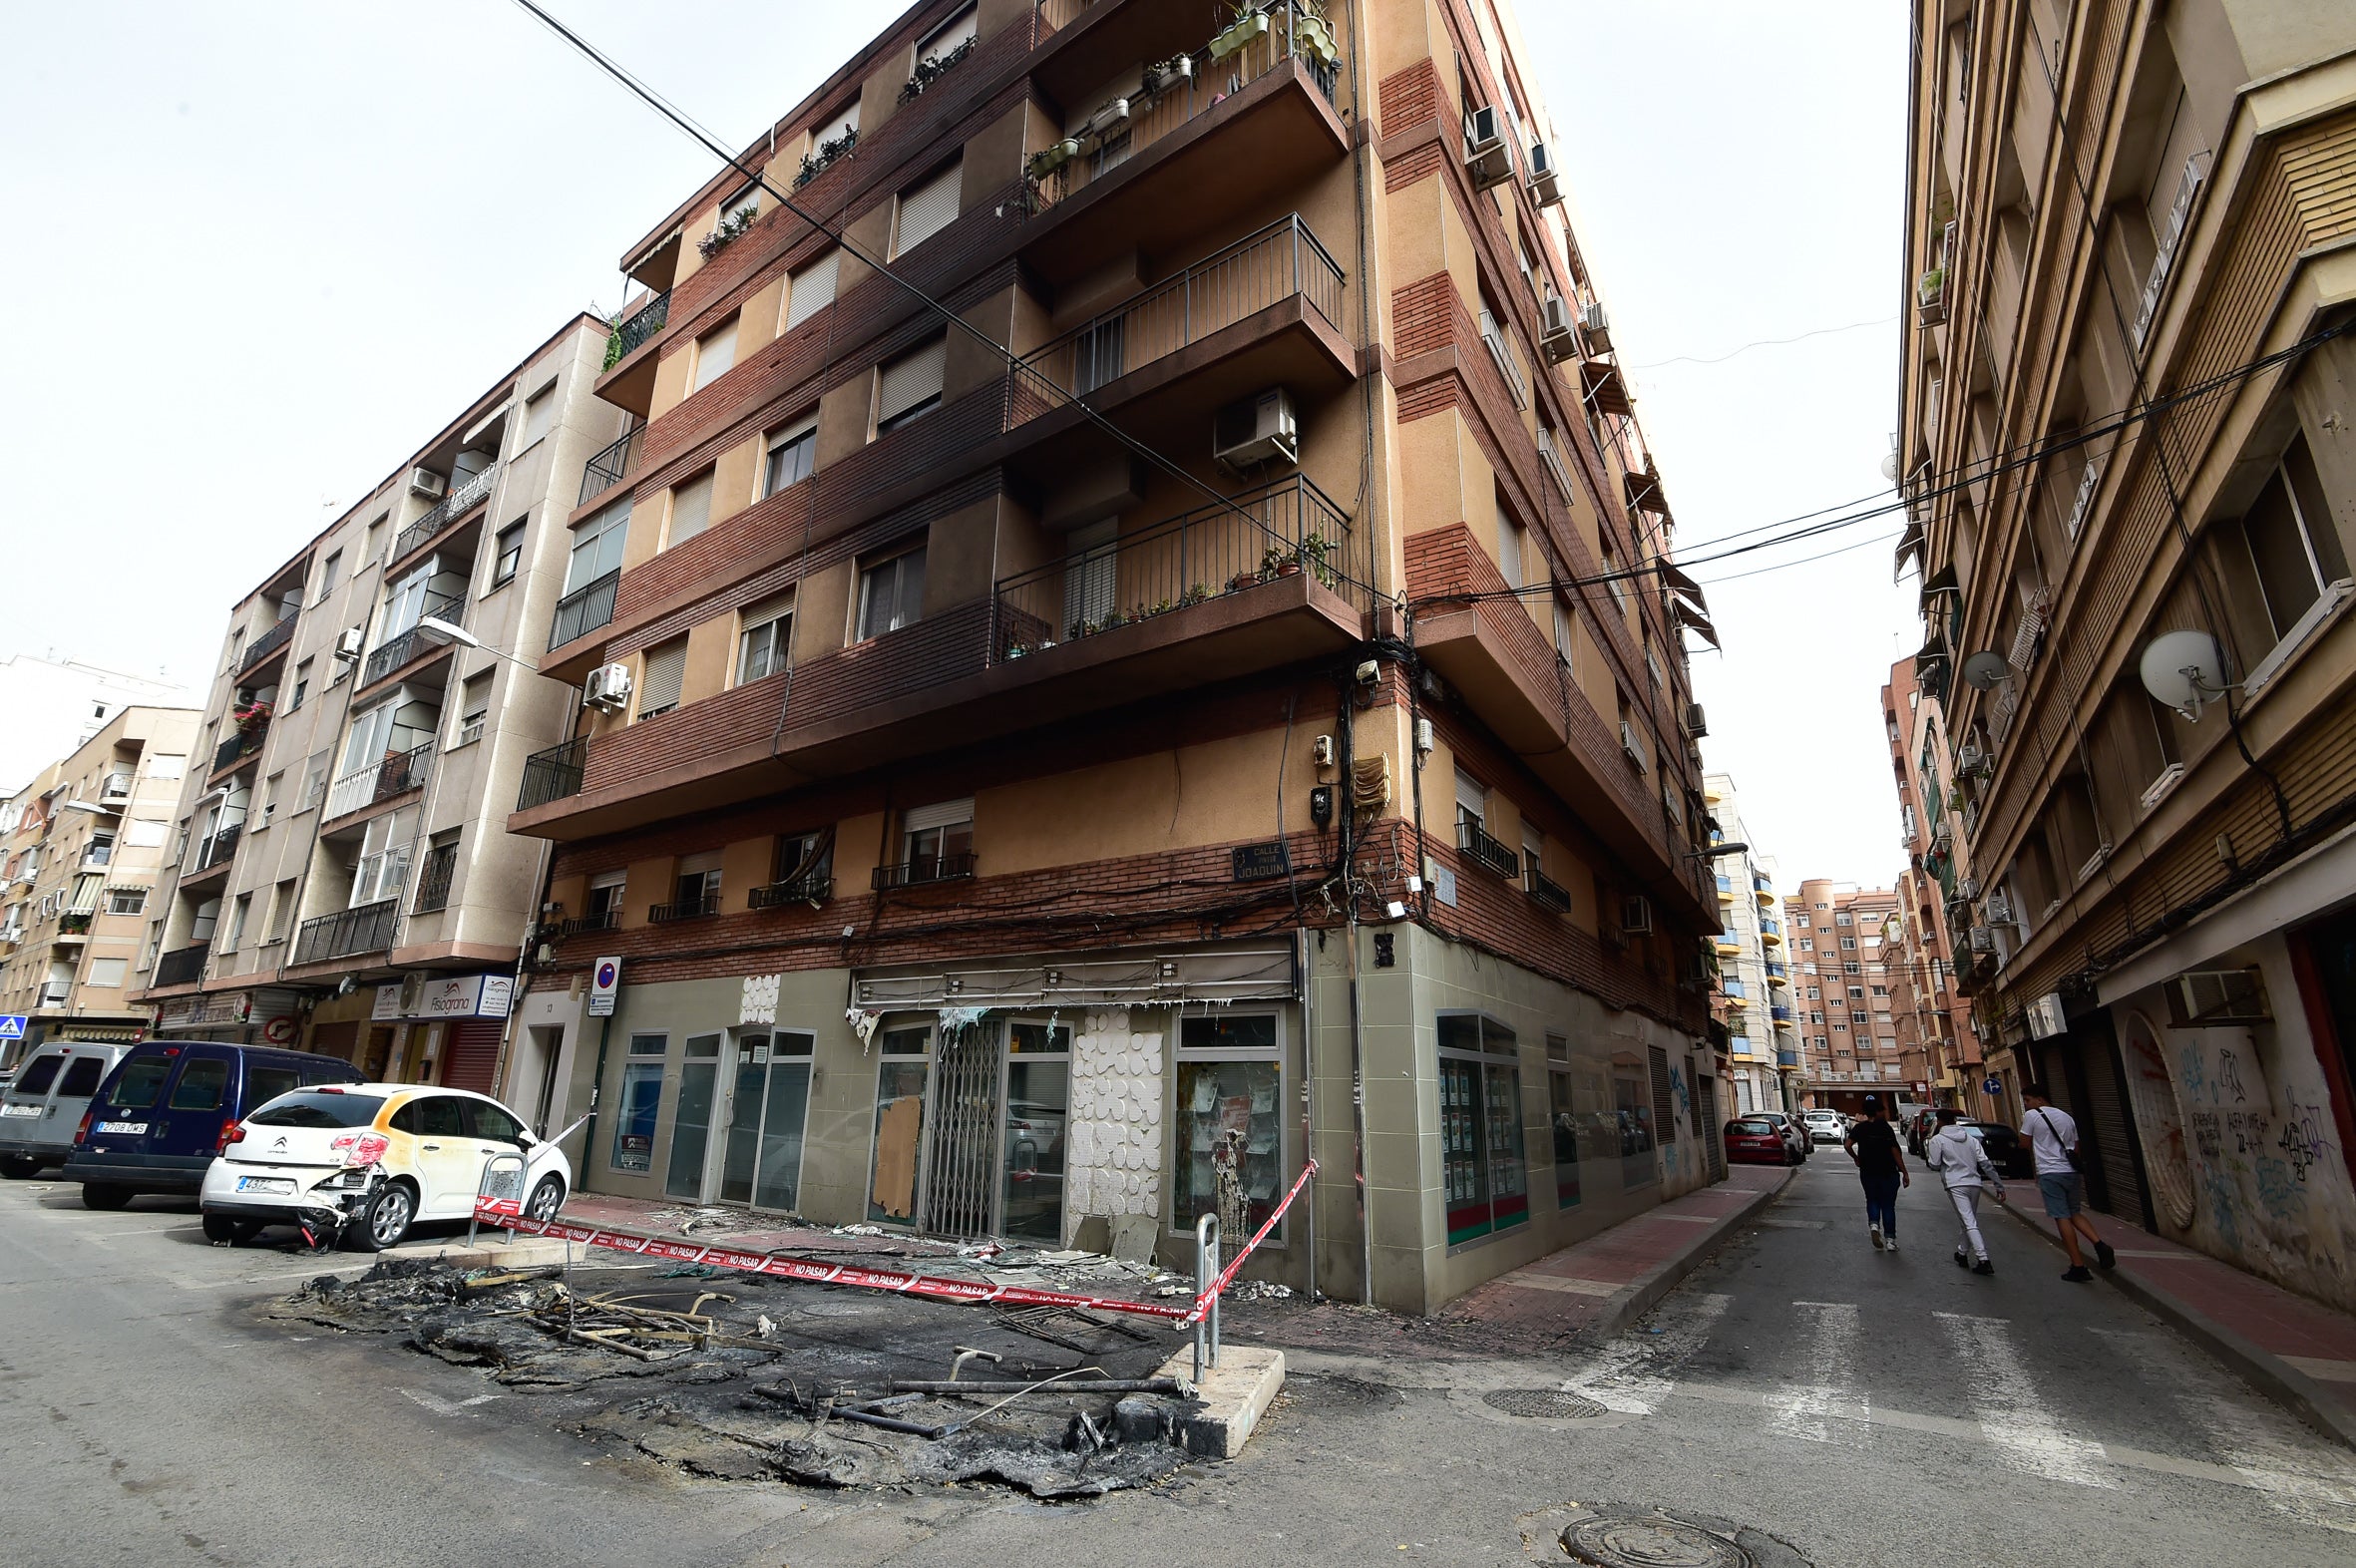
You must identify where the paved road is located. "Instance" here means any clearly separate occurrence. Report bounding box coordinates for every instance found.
[3,1162,2351,1566]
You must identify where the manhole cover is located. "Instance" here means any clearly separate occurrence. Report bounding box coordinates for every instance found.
[1483,1388,1607,1419]
[1561,1513,1755,1568]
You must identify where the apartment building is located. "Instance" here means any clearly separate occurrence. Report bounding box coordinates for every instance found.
[130,315,626,1113]
[1896,0,2356,1310]
[1700,774,1798,1116]
[1788,881,1930,1113]
[498,0,1723,1312]
[1882,654,1992,1116]
[0,706,199,1064]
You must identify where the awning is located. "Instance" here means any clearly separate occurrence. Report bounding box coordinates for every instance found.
[1675,600,1721,649]
[1625,467,1669,517]
[1918,564,1958,611]
[1892,519,1924,581]
[1581,360,1633,417]
[1658,556,1707,611]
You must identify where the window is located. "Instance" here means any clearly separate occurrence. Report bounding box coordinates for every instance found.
[690,318,737,393]
[856,546,928,638]
[392,1095,466,1138]
[364,516,385,564]
[453,671,491,746]
[891,160,963,257]
[490,521,525,587]
[1796,937,1813,951]
[1553,597,1575,667]
[260,771,284,826]
[1839,936,1857,950]
[1495,502,1523,588]
[320,550,343,596]
[87,957,127,989]
[772,828,833,890]
[287,659,311,713]
[1844,962,1862,976]
[567,501,629,592]
[414,829,460,913]
[298,751,329,814]
[736,593,794,684]
[672,850,722,915]
[352,808,415,905]
[1437,1013,1527,1245]
[149,753,186,782]
[2223,432,2350,672]
[123,819,166,849]
[763,419,817,497]
[1834,911,1853,926]
[637,637,687,720]
[918,4,976,64]
[901,797,974,878]
[875,335,947,434]
[718,183,760,227]
[588,870,627,925]
[521,384,556,449]
[107,887,147,916]
[222,893,252,953]
[869,1027,930,1222]
[784,249,838,332]
[1174,1013,1288,1239]
[266,879,297,943]
[611,1032,666,1173]
[664,471,714,549]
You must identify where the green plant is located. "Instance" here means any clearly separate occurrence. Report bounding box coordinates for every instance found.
[1295,532,1338,588]
[1180,584,1210,607]
[1917,266,1945,303]
[900,36,976,103]
[796,125,859,189]
[601,322,626,372]
[697,205,759,260]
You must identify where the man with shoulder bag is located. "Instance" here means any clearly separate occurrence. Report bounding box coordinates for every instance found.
[2023,1085,2115,1283]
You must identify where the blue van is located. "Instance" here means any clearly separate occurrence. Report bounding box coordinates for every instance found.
[63,1041,365,1210]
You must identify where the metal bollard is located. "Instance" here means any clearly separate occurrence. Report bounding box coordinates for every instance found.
[1194,1212,1222,1381]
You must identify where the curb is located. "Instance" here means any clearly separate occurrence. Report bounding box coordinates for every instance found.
[1995,1201,2356,1453]
[1583,1165,1797,1342]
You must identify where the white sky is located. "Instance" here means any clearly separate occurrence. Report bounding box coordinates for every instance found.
[1,1,1913,888]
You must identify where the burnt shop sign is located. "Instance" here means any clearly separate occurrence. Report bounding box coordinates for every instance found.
[372,973,516,1022]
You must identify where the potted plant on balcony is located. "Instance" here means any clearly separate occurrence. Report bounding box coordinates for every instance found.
[697,204,760,261]
[1026,138,1081,185]
[1228,570,1259,593]
[1179,583,1210,608]
[232,698,272,736]
[1916,266,1946,326]
[1292,1,1341,65]
[900,34,976,103]
[1210,4,1272,62]
[1259,545,1301,583]
[1295,532,1337,588]
[796,125,859,189]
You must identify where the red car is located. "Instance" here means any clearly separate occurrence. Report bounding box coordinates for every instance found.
[1725,1117,1791,1166]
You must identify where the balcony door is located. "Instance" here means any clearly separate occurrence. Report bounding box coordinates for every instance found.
[1062,521,1117,637]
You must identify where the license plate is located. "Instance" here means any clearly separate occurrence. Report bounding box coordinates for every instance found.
[236,1176,295,1195]
[0,1103,40,1118]
[97,1121,148,1135]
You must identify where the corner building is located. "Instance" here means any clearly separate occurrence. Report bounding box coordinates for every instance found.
[511,0,1723,1312]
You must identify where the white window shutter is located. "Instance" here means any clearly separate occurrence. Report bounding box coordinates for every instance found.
[904,798,974,834]
[785,249,838,330]
[640,639,687,713]
[692,320,737,391]
[892,161,963,257]
[1453,770,1486,819]
[876,336,947,425]
[667,473,714,547]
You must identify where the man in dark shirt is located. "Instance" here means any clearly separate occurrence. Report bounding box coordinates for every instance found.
[1844,1095,1910,1251]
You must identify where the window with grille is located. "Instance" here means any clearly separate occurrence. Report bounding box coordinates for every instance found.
[891,160,963,257]
[637,637,687,720]
[875,335,947,434]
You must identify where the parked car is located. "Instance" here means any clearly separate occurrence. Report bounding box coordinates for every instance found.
[1756,1110,1809,1162]
[1956,1118,2035,1181]
[0,1042,138,1178]
[63,1042,365,1209]
[1904,1107,1943,1157]
[200,1083,572,1250]
[1725,1117,1790,1166]
[1801,1108,1847,1145]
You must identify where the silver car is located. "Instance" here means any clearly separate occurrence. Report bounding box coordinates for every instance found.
[0,1042,136,1178]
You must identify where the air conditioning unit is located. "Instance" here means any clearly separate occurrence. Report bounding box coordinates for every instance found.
[1539,296,1579,364]
[333,628,365,661]
[1621,895,1654,936]
[1984,890,2014,926]
[2165,967,2270,1026]
[408,467,448,500]
[0,926,22,945]
[1957,742,1988,776]
[1957,877,1980,901]
[1577,298,1612,354]
[1212,388,1299,471]
[1683,701,1709,737]
[1526,141,1564,206]
[1968,926,1996,955]
[584,662,634,712]
[1463,105,1515,190]
[1620,720,1647,770]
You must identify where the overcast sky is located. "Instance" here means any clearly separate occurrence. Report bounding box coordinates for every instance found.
[0,1,1913,889]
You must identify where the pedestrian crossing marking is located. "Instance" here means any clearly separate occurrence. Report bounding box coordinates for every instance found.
[1934,1311,2116,1488]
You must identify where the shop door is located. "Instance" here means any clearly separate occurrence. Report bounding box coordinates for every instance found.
[440,1019,501,1094]
[718,1030,812,1212]
[924,1022,1000,1238]
[1001,1020,1070,1243]
[664,1034,722,1201]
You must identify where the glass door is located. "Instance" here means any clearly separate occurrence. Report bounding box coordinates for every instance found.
[1001,1020,1071,1242]
[664,1033,722,1200]
[719,1029,812,1211]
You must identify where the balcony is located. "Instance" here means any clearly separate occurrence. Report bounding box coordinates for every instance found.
[1770,1004,1795,1022]
[872,853,978,891]
[58,912,93,937]
[1454,821,1520,880]
[155,944,208,987]
[391,464,500,568]
[648,893,720,924]
[749,872,835,910]
[517,737,589,812]
[578,427,645,509]
[1777,1048,1803,1069]
[1760,921,1783,946]
[361,596,464,686]
[553,909,618,939]
[1716,874,1735,900]
[1524,867,1571,915]
[212,725,266,775]
[234,611,298,677]
[37,981,70,1009]
[78,842,113,872]
[596,289,670,416]
[190,821,242,875]
[324,743,430,821]
[1722,980,1748,999]
[292,898,398,967]
[548,571,620,654]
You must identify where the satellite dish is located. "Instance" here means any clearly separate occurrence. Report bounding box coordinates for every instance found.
[2140,628,2226,718]
[1960,650,2012,690]
[1879,451,1901,482]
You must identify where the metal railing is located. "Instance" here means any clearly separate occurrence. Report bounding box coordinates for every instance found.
[324,743,430,820]
[156,944,208,986]
[749,872,834,909]
[192,821,242,873]
[213,725,265,773]
[235,611,298,675]
[578,427,644,508]
[1477,310,1527,408]
[1031,3,1340,209]
[1455,820,1520,879]
[58,912,93,936]
[362,594,464,685]
[990,475,1363,660]
[553,909,617,938]
[412,845,457,914]
[1526,867,1572,913]
[648,893,720,924]
[548,570,619,651]
[872,852,978,891]
[611,290,669,361]
[517,737,589,810]
[1017,213,1343,403]
[292,898,399,966]
[393,465,500,563]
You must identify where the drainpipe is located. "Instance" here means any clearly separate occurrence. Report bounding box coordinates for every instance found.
[1335,667,1374,1307]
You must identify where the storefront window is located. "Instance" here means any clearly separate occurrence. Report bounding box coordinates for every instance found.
[1438,1013,1526,1246]
[1175,1013,1284,1242]
[721,1029,812,1212]
[664,1033,722,1201]
[1547,1032,1578,1210]
[1003,1019,1071,1241]
[868,1027,930,1223]
[1614,1053,1658,1190]
[611,1032,665,1174]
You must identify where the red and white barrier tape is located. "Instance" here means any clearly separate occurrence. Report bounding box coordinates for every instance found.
[469,1156,1318,1326]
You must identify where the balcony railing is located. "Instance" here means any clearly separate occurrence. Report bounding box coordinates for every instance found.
[79,843,113,871]
[293,898,399,967]
[991,475,1364,660]
[1776,1048,1802,1068]
[548,570,620,651]
[213,725,265,773]
[1016,213,1344,403]
[1455,821,1520,880]
[192,820,242,873]
[1770,1005,1795,1022]
[750,873,835,910]
[873,853,978,891]
[578,427,645,508]
[607,290,670,366]
[234,611,298,676]
[518,737,589,810]
[648,893,720,924]
[412,845,457,915]
[155,944,208,987]
[1030,3,1340,208]
[1525,867,1571,914]
[391,466,500,566]
[362,594,464,685]
[324,743,430,820]
[1765,960,1789,979]
[37,981,70,1008]
[553,909,618,938]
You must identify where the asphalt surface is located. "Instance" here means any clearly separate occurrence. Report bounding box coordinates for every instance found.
[3,1161,2352,1566]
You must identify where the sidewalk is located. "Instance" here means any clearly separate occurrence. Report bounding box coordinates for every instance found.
[1434,1163,1793,1347]
[1998,1199,2356,1450]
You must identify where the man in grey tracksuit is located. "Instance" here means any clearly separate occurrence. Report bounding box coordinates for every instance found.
[1923,1108,2006,1275]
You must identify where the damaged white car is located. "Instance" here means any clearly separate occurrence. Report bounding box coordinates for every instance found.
[199,1084,571,1251]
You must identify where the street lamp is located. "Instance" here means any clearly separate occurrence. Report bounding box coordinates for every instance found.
[417,617,539,671]
[1686,841,1749,859]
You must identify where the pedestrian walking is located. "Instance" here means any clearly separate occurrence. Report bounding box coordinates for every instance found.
[2023,1086,2116,1283]
[1843,1094,1909,1251]
[1923,1107,2005,1274]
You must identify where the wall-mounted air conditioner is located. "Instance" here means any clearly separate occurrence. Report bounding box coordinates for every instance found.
[1621,895,1654,936]
[1526,141,1563,206]
[1213,388,1299,471]
[408,468,448,500]
[1539,296,1578,364]
[334,628,365,661]
[1968,926,1995,955]
[1957,877,1980,901]
[584,663,634,713]
[1683,702,1708,737]
[1620,721,1647,770]
[2165,967,2269,1026]
[1577,299,1611,353]
[1957,742,1989,777]
[1463,106,1515,190]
